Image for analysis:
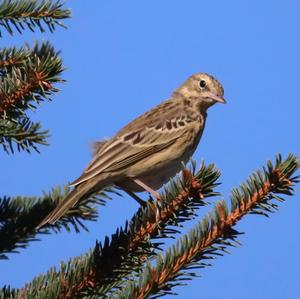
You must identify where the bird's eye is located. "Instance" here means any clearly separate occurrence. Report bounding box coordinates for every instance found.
[199,80,206,89]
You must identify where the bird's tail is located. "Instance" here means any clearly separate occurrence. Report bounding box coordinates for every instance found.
[36,181,99,229]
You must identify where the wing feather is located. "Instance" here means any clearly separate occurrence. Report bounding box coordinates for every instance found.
[71,100,197,186]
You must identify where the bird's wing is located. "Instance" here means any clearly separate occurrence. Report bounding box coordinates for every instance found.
[71,105,196,186]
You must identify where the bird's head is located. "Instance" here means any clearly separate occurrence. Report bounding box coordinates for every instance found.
[173,73,226,110]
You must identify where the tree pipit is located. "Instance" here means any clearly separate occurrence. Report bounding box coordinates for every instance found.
[37,73,226,228]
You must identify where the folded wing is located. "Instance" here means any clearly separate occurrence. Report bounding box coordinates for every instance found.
[71,100,195,186]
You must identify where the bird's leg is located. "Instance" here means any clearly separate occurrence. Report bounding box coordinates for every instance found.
[116,183,146,206]
[133,178,161,200]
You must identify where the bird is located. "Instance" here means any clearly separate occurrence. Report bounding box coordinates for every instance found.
[37,73,226,228]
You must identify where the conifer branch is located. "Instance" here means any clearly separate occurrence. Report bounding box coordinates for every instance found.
[0,42,64,119]
[0,0,71,36]
[57,162,220,298]
[6,162,220,298]
[0,42,64,152]
[0,186,115,259]
[117,154,299,298]
[0,118,48,153]
[0,68,54,114]
[0,46,29,69]
[126,162,220,254]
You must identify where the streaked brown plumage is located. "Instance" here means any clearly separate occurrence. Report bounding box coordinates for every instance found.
[37,73,226,228]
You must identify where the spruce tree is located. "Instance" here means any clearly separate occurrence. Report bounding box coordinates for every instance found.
[0,1,299,298]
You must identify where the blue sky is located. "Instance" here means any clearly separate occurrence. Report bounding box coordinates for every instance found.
[1,1,300,298]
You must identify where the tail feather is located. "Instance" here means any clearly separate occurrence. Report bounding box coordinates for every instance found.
[36,182,97,229]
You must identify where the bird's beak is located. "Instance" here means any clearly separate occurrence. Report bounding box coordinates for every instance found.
[205,91,226,104]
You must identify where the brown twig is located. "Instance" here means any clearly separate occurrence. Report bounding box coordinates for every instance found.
[0,57,24,68]
[0,71,52,115]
